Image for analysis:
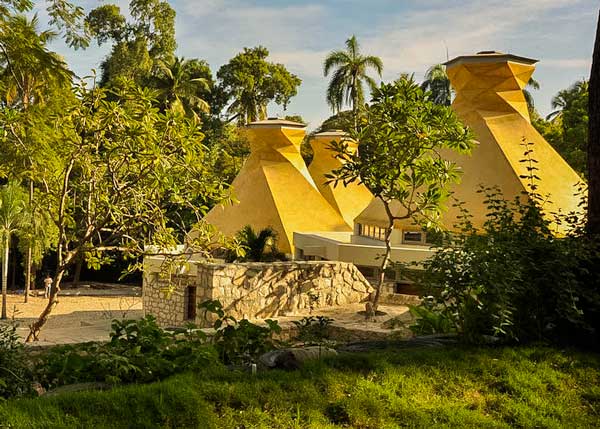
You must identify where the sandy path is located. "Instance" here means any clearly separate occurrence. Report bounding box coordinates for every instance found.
[1,293,143,346]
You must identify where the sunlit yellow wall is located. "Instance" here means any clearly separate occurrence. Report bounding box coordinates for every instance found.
[203,120,351,253]
[308,131,373,226]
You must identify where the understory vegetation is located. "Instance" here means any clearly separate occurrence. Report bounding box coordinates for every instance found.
[1,346,599,428]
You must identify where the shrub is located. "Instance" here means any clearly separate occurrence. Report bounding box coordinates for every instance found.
[411,143,600,345]
[292,316,334,345]
[0,322,32,399]
[199,300,282,365]
[34,316,218,389]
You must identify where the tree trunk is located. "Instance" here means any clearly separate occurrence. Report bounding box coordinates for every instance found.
[10,238,15,290]
[25,267,65,342]
[373,201,395,310]
[24,180,33,303]
[1,235,9,320]
[589,10,600,235]
[72,256,83,287]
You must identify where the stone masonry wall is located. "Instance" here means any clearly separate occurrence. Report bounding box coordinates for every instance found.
[143,260,374,327]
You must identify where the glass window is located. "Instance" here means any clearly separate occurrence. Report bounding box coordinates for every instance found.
[403,231,423,243]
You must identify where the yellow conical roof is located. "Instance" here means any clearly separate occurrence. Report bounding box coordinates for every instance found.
[308,130,373,226]
[203,119,351,253]
[356,52,584,233]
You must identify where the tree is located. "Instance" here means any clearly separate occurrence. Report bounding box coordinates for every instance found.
[327,77,474,309]
[216,46,301,124]
[421,64,451,106]
[0,181,26,319]
[153,56,212,119]
[86,0,176,87]
[323,35,383,118]
[589,10,600,236]
[534,80,588,176]
[227,225,284,262]
[0,80,229,340]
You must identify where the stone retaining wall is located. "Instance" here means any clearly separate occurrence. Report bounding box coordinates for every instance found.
[143,260,374,327]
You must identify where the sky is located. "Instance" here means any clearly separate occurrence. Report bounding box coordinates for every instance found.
[41,0,599,130]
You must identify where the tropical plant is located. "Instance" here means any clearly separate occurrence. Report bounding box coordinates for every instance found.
[323,35,383,118]
[547,80,588,121]
[199,299,282,365]
[523,77,540,111]
[153,56,211,119]
[228,225,285,262]
[0,181,26,319]
[327,77,474,310]
[216,46,301,124]
[0,321,32,398]
[421,64,451,106]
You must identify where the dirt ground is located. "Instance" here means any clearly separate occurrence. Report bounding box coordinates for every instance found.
[1,293,143,346]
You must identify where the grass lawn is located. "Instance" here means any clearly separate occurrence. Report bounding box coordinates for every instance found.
[1,345,599,428]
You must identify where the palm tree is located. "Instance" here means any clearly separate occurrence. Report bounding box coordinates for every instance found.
[0,14,72,109]
[323,35,383,119]
[421,64,451,106]
[231,225,283,262]
[547,80,588,121]
[523,77,540,112]
[0,182,26,319]
[153,57,211,119]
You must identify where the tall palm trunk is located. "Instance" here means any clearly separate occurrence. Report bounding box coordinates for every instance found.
[589,10,600,235]
[24,180,33,303]
[1,234,9,319]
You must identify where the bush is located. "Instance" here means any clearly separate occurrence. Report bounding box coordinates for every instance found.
[292,315,334,345]
[411,144,600,345]
[199,300,282,365]
[0,322,32,399]
[34,316,219,389]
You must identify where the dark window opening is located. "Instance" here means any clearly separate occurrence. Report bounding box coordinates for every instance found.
[185,286,197,320]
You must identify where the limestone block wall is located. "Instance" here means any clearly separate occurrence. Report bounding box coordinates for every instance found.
[143,260,373,327]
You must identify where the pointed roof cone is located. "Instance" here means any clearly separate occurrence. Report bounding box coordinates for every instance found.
[308,130,373,226]
[356,52,584,233]
[203,118,351,254]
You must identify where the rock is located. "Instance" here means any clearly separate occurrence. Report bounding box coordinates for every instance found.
[258,346,337,370]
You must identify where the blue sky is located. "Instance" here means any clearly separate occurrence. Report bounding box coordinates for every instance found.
[42,0,598,129]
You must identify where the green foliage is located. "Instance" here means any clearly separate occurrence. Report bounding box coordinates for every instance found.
[87,0,176,87]
[2,346,600,428]
[292,316,334,345]
[0,322,31,399]
[226,225,286,262]
[323,35,383,115]
[328,77,473,227]
[33,316,217,388]
[534,80,588,176]
[421,64,451,106]
[408,300,455,336]
[199,300,282,365]
[216,46,301,123]
[412,147,600,344]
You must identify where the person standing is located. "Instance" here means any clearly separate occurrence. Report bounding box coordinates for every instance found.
[43,274,52,299]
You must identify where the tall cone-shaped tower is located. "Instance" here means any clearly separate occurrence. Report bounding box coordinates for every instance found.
[355,51,584,233]
[308,130,373,226]
[203,119,351,253]
[443,51,584,231]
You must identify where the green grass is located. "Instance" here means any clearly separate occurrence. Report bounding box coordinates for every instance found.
[1,346,599,428]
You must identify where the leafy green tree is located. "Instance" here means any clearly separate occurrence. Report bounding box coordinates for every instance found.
[86,0,176,87]
[0,181,26,319]
[534,80,588,176]
[153,56,212,119]
[328,77,474,309]
[323,35,383,118]
[217,46,301,124]
[0,14,72,108]
[421,64,451,106]
[0,80,229,340]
